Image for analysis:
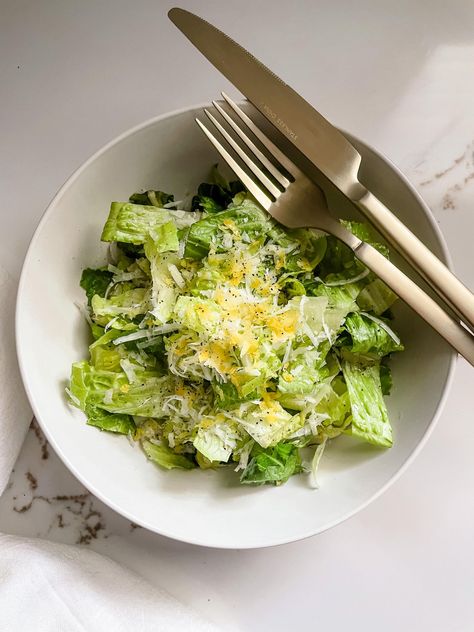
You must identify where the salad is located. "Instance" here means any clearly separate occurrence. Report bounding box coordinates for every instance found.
[68,166,403,487]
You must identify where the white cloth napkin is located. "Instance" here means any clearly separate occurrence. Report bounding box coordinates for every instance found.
[0,534,219,631]
[0,267,221,631]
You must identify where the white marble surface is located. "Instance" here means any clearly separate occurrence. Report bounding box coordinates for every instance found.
[2,1,474,630]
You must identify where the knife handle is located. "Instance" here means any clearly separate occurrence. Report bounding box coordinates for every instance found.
[350,239,474,366]
[355,190,474,333]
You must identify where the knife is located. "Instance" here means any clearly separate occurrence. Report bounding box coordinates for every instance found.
[168,7,474,334]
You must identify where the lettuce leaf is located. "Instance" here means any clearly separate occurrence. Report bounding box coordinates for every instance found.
[143,248,179,324]
[129,190,174,207]
[341,220,389,258]
[147,221,179,253]
[240,442,302,485]
[236,401,302,448]
[173,295,222,334]
[80,268,113,305]
[85,404,135,434]
[142,441,195,470]
[90,345,122,372]
[69,361,173,417]
[184,204,272,259]
[212,379,263,408]
[287,231,327,272]
[278,348,326,396]
[343,312,403,358]
[357,278,398,315]
[380,363,392,396]
[313,380,352,440]
[318,221,388,280]
[309,282,362,308]
[101,202,172,244]
[91,288,150,322]
[342,360,393,447]
[193,423,237,463]
[191,165,244,213]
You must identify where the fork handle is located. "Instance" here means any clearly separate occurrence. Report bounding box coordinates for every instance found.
[355,190,474,333]
[351,240,474,366]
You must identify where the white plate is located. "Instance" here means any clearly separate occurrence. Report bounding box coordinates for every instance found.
[16,104,455,548]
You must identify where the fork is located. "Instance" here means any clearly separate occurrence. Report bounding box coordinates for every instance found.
[196,93,474,367]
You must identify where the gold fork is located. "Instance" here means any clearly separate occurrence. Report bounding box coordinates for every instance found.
[196,93,474,366]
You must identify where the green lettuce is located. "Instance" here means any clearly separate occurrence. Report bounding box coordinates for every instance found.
[284,230,327,273]
[343,312,403,358]
[314,381,352,440]
[278,348,326,396]
[341,220,389,258]
[212,379,263,408]
[85,404,135,435]
[90,345,122,372]
[240,442,302,485]
[91,288,150,322]
[69,361,173,417]
[143,248,179,324]
[143,441,195,470]
[80,268,113,305]
[101,202,172,244]
[193,424,237,463]
[318,220,388,281]
[380,363,392,396]
[236,402,302,448]
[357,278,398,315]
[342,360,393,447]
[191,164,244,213]
[184,203,272,259]
[129,190,174,207]
[68,174,403,488]
[173,295,222,334]
[147,221,179,253]
[309,282,362,308]
[89,328,124,350]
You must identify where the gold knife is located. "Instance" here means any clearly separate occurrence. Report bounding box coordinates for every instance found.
[168,7,474,334]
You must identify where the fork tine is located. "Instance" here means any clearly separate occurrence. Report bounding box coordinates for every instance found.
[221,92,298,179]
[203,109,281,200]
[212,100,290,189]
[195,118,272,211]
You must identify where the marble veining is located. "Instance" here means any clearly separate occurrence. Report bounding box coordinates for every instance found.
[0,420,139,545]
[417,139,474,210]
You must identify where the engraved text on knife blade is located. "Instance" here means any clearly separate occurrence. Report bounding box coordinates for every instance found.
[262,104,298,141]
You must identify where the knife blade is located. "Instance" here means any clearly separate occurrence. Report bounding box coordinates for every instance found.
[168,7,363,199]
[168,7,474,332]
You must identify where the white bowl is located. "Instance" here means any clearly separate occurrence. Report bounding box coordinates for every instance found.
[16,104,455,548]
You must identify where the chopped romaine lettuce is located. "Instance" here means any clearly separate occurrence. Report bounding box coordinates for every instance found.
[69,361,173,417]
[147,222,179,253]
[143,441,195,470]
[101,202,172,244]
[343,312,404,358]
[191,164,244,213]
[68,170,403,488]
[193,422,239,463]
[85,404,136,435]
[80,268,113,305]
[240,442,302,485]
[184,202,272,259]
[357,278,398,315]
[342,360,393,447]
[91,288,150,322]
[129,190,174,207]
[341,220,390,258]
